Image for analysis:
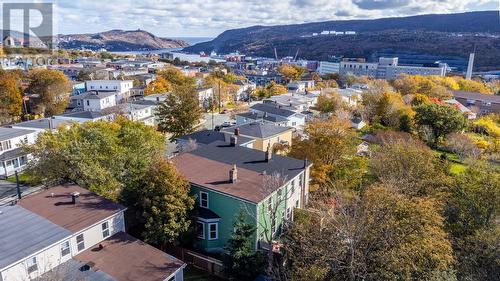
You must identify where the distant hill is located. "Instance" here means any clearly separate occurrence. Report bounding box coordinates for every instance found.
[1,29,189,52]
[55,29,189,51]
[184,11,500,71]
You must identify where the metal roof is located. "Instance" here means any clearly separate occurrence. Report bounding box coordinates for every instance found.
[0,127,35,142]
[0,205,72,270]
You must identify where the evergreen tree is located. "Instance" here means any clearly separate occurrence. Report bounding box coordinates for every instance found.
[223,212,266,281]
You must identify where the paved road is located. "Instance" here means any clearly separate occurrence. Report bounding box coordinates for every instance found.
[202,113,232,130]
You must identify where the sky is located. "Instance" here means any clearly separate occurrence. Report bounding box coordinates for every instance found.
[2,0,499,38]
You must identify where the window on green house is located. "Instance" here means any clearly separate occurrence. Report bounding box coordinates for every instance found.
[200,191,209,208]
[208,223,218,240]
[267,197,272,213]
[197,222,205,239]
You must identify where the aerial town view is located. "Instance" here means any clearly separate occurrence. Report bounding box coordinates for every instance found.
[0,1,499,280]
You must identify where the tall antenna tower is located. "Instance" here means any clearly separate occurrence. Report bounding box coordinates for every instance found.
[465,45,476,80]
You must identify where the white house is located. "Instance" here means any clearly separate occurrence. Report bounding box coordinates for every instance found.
[234,80,256,101]
[196,87,214,108]
[237,103,306,130]
[0,185,185,281]
[53,111,115,123]
[72,91,117,112]
[0,128,37,179]
[287,80,315,93]
[85,80,134,103]
[334,88,363,107]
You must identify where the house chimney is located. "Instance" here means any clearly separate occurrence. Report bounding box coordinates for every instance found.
[70,191,80,204]
[234,128,240,136]
[303,157,309,169]
[265,143,272,162]
[230,135,238,146]
[229,164,238,183]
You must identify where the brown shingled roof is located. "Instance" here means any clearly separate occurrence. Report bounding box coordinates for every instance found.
[19,185,125,232]
[75,232,184,281]
[174,153,270,203]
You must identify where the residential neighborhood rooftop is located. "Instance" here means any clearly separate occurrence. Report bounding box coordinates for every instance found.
[174,141,307,202]
[10,118,72,130]
[57,111,111,120]
[452,90,500,103]
[177,130,254,145]
[74,232,185,281]
[19,185,126,232]
[0,127,35,142]
[251,103,297,117]
[72,91,117,100]
[0,205,72,270]
[223,122,293,139]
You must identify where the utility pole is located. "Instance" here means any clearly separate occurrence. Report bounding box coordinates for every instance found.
[211,95,215,130]
[15,170,21,200]
[218,80,222,114]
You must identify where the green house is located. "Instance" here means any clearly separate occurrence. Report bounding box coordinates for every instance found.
[174,140,311,253]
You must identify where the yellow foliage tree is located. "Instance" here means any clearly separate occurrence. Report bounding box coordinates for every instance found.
[0,71,23,124]
[456,78,493,94]
[144,76,170,95]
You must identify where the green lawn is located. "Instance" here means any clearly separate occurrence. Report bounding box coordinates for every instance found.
[433,150,467,175]
[184,265,225,281]
[5,173,34,185]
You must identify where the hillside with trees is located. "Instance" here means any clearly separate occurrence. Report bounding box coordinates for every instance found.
[185,11,500,71]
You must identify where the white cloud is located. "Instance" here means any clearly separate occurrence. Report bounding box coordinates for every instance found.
[4,0,497,37]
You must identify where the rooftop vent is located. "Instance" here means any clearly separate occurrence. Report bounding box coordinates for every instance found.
[70,191,80,204]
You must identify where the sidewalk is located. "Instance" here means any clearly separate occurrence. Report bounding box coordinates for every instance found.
[0,180,44,205]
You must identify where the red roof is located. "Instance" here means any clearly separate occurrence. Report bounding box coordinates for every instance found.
[19,185,125,232]
[174,153,270,203]
[75,232,184,281]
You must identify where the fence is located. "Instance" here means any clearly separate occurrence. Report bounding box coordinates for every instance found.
[168,246,226,279]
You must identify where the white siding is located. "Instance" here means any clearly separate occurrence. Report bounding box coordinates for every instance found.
[0,211,125,281]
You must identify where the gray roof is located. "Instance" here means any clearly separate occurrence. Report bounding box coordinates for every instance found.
[236,112,284,123]
[177,130,254,145]
[0,147,26,161]
[0,205,72,270]
[0,127,35,142]
[11,118,70,130]
[41,259,115,281]
[130,100,158,106]
[189,141,306,180]
[57,111,108,119]
[222,122,292,139]
[452,90,500,103]
[251,103,296,117]
[72,91,116,100]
